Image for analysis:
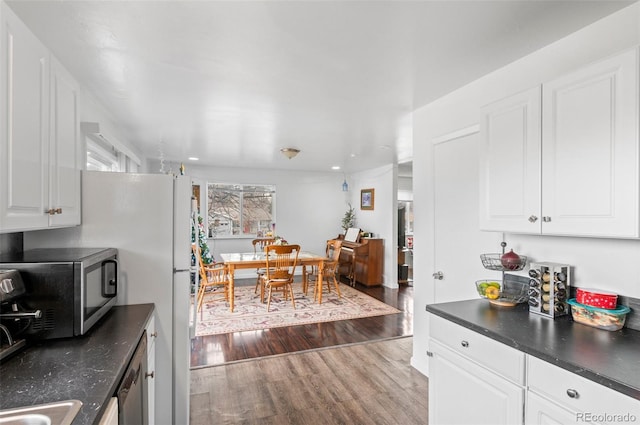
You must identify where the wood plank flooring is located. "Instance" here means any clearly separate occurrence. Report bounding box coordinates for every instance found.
[190,336,429,425]
[190,281,413,368]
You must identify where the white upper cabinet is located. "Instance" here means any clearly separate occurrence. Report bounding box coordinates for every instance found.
[0,2,50,231]
[0,3,81,233]
[480,48,639,238]
[48,56,81,228]
[480,87,542,233]
[541,49,638,237]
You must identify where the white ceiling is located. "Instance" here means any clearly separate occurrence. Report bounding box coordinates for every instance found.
[6,0,634,173]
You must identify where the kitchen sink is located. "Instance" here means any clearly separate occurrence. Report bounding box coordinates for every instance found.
[0,400,82,425]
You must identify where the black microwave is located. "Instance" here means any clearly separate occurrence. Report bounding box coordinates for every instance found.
[0,247,118,340]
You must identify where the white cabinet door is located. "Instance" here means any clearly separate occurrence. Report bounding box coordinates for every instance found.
[49,56,81,227]
[429,339,524,425]
[145,316,156,425]
[479,87,542,233]
[526,392,592,425]
[541,48,639,237]
[0,2,50,232]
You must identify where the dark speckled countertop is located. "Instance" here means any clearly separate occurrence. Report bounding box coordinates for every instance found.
[426,299,640,400]
[0,304,154,424]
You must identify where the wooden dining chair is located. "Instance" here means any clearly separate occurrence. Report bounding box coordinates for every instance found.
[260,244,300,312]
[252,237,276,294]
[192,243,230,312]
[304,239,343,302]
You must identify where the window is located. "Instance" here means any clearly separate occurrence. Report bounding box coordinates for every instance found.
[207,183,275,238]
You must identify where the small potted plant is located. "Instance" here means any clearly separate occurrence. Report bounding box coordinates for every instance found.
[341,203,356,232]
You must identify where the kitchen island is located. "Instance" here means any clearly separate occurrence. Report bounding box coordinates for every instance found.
[427,299,640,399]
[0,304,154,425]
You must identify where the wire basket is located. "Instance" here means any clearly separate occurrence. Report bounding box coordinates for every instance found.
[480,253,528,271]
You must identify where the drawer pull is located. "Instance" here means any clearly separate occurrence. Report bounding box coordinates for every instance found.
[566,388,579,399]
[460,340,469,348]
[145,371,155,379]
[150,331,158,338]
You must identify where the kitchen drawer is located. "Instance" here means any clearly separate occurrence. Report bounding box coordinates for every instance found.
[527,355,640,422]
[430,314,525,384]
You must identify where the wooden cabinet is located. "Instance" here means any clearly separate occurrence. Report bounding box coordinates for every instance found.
[480,48,639,238]
[0,2,80,233]
[338,237,383,286]
[428,315,525,424]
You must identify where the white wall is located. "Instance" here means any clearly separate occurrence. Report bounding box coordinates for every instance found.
[349,164,398,288]
[155,160,399,286]
[411,3,640,376]
[148,160,355,278]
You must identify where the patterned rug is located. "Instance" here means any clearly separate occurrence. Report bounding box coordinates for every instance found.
[193,282,401,336]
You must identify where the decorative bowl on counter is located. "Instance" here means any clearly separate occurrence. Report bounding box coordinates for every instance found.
[480,253,528,271]
[567,299,630,331]
[475,279,529,307]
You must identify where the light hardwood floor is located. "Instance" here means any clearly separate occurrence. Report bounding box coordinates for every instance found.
[190,336,428,425]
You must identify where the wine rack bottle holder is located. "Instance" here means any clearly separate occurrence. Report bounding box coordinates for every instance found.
[528,262,571,318]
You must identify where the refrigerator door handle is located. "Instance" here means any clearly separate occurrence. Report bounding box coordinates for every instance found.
[173,268,190,273]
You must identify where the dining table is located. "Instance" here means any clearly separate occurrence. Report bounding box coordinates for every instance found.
[219,251,328,312]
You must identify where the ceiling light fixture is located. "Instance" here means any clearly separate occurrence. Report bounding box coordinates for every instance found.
[280,148,300,159]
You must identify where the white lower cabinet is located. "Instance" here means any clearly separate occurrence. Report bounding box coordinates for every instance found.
[526,392,597,425]
[145,316,157,425]
[428,315,525,424]
[526,356,640,425]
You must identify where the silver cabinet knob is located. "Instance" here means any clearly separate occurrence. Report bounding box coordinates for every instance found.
[432,271,444,280]
[566,388,579,399]
[528,215,538,223]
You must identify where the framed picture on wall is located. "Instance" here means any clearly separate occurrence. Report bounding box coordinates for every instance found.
[360,188,374,210]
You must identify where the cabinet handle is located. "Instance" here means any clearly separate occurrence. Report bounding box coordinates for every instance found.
[426,351,433,357]
[150,331,158,338]
[432,271,444,280]
[566,388,579,399]
[460,340,469,348]
[528,215,538,223]
[145,371,155,379]
[46,208,63,215]
[543,216,551,222]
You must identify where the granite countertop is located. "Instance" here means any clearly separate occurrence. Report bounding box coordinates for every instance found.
[426,299,640,400]
[0,304,154,424]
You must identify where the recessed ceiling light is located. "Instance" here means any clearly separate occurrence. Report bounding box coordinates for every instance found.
[332,166,341,170]
[188,157,199,161]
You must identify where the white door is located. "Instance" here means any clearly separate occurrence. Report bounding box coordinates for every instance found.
[433,128,502,303]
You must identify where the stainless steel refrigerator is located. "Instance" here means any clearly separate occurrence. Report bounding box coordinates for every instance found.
[25,170,192,425]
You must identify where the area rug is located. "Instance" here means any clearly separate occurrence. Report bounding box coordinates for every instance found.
[193,283,401,336]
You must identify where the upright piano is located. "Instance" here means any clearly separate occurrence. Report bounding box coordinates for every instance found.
[336,235,384,286]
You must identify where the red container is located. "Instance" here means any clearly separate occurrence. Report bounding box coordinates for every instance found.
[576,288,618,310]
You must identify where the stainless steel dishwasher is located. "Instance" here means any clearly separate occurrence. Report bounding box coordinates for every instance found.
[117,331,148,425]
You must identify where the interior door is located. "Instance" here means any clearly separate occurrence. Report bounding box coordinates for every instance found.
[433,128,502,303]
